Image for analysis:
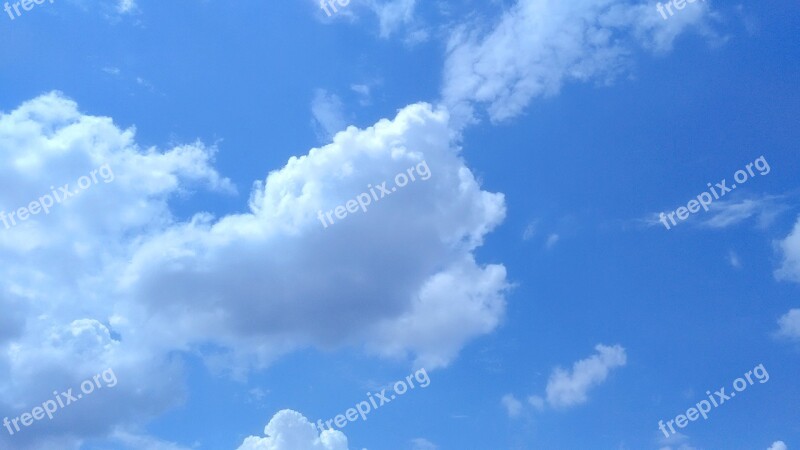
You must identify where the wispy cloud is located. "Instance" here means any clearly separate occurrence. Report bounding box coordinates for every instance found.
[442,0,718,126]
[117,0,137,14]
[311,89,348,141]
[701,196,789,229]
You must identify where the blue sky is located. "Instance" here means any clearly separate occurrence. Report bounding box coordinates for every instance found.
[0,1,798,449]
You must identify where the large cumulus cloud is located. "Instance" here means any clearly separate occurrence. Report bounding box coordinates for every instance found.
[0,93,507,447]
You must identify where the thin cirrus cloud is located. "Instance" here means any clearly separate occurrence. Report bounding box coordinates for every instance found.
[701,196,790,229]
[311,89,348,142]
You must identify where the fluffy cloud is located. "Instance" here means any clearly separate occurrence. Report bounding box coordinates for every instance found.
[776,309,800,341]
[0,93,507,446]
[544,344,627,408]
[441,0,716,125]
[506,344,626,415]
[768,442,788,450]
[0,92,224,449]
[237,410,349,450]
[116,100,507,374]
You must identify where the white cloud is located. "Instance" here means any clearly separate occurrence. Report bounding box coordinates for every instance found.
[311,89,348,141]
[351,84,370,97]
[441,0,717,126]
[410,438,438,450]
[776,309,800,341]
[702,196,788,229]
[545,344,627,408]
[545,233,560,249]
[117,0,137,14]
[527,395,545,411]
[501,394,523,418]
[768,441,788,450]
[505,344,626,416]
[776,217,800,283]
[110,430,194,450]
[657,432,697,450]
[0,93,507,446]
[0,91,229,447]
[367,0,425,41]
[522,221,538,241]
[102,67,121,76]
[237,410,349,450]
[728,250,742,269]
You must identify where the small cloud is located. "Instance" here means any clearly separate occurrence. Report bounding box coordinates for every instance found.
[702,196,789,229]
[136,77,155,92]
[410,438,438,450]
[728,250,742,269]
[351,84,370,97]
[246,387,269,406]
[508,344,626,416]
[350,83,375,106]
[522,221,538,241]
[776,309,800,341]
[237,410,349,450]
[776,216,800,283]
[657,431,697,450]
[369,0,422,40]
[311,89,347,142]
[527,395,545,411]
[545,344,627,409]
[117,0,137,14]
[767,441,787,450]
[501,394,523,418]
[735,4,761,36]
[545,234,560,249]
[102,67,121,76]
[646,195,790,230]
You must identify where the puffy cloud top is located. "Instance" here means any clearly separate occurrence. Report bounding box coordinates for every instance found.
[237,410,349,450]
[0,93,507,447]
